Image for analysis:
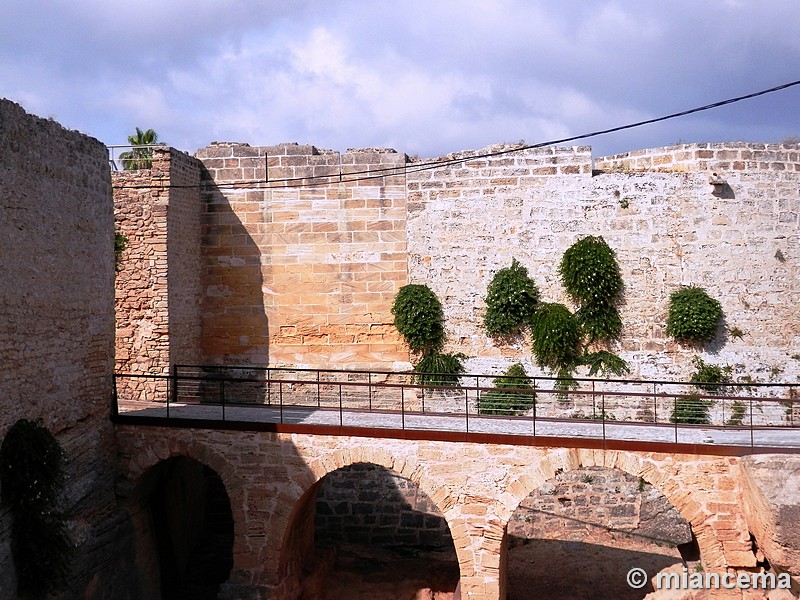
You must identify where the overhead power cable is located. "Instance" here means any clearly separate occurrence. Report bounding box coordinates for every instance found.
[111,78,800,191]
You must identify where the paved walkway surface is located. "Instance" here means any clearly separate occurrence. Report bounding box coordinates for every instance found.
[116,400,800,449]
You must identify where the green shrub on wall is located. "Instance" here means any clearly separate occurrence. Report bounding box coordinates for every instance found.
[0,419,70,598]
[559,235,623,343]
[666,286,724,344]
[412,352,467,386]
[530,303,581,372]
[483,258,540,338]
[669,357,732,425]
[391,284,445,353]
[478,363,536,415]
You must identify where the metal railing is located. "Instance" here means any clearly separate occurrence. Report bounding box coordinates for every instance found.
[112,364,800,450]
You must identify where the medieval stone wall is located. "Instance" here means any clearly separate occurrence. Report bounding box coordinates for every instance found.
[406,142,800,383]
[114,147,203,374]
[195,142,409,369]
[0,99,132,598]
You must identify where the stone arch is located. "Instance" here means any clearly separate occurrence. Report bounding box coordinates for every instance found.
[119,433,247,541]
[498,448,729,572]
[117,433,249,592]
[272,444,470,598]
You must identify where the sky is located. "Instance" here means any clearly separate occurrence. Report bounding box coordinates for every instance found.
[2,0,800,159]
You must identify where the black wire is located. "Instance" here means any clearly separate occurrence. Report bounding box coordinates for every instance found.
[111,78,800,191]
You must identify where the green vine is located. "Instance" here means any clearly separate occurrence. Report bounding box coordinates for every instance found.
[478,363,536,415]
[483,259,540,338]
[666,286,724,344]
[391,284,445,353]
[1,419,70,598]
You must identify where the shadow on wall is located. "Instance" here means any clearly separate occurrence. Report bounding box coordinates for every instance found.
[505,467,699,600]
[201,173,269,366]
[127,456,234,600]
[280,462,460,600]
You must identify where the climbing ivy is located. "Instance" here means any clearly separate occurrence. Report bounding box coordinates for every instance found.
[483,258,540,338]
[0,419,70,598]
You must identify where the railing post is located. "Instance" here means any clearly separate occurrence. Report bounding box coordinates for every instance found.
[674,396,678,444]
[750,394,754,447]
[172,363,178,405]
[221,379,226,421]
[592,380,596,420]
[279,382,284,423]
[339,383,343,427]
[465,388,469,434]
[401,384,405,429]
[368,372,372,411]
[601,390,606,441]
[267,367,271,406]
[532,377,536,437]
[317,370,321,408]
[653,383,657,424]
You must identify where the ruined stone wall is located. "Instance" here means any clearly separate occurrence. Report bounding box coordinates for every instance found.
[0,99,133,598]
[195,142,409,369]
[406,142,800,383]
[114,147,203,373]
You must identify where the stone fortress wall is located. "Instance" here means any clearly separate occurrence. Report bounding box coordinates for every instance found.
[0,100,136,598]
[124,140,800,384]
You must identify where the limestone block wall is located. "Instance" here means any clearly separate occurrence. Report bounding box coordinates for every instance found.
[0,99,131,598]
[315,462,452,549]
[114,147,203,374]
[406,142,800,383]
[196,142,409,369]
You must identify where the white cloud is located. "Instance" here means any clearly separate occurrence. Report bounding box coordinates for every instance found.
[2,0,799,156]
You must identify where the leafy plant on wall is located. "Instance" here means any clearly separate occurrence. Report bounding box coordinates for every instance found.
[483,258,540,339]
[392,284,466,385]
[0,419,71,599]
[559,235,624,344]
[478,363,536,415]
[666,286,724,344]
[670,356,732,424]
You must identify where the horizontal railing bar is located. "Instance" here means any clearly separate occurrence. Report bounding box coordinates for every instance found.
[172,363,800,389]
[115,373,800,404]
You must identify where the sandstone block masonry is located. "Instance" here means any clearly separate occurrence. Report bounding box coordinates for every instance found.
[195,142,409,369]
[115,140,799,383]
[0,99,131,598]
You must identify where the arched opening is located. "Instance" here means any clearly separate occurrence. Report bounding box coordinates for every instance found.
[505,466,699,599]
[134,456,234,600]
[279,462,460,599]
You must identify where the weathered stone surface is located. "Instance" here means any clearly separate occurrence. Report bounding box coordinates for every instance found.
[740,455,800,580]
[0,98,125,599]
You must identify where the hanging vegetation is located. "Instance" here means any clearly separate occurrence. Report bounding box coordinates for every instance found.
[559,235,624,343]
[412,352,467,386]
[666,286,724,344]
[530,303,581,373]
[483,258,540,338]
[391,284,445,353]
[0,419,70,598]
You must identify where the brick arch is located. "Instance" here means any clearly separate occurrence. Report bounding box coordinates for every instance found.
[271,444,470,597]
[497,448,728,570]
